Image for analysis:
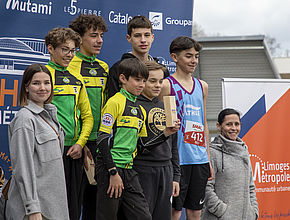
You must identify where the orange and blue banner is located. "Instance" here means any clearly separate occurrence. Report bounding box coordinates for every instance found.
[222,78,290,219]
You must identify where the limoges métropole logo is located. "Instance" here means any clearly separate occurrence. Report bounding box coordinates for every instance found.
[149,12,163,30]
[251,154,290,193]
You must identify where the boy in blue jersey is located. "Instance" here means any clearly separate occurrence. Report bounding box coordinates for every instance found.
[159,36,214,220]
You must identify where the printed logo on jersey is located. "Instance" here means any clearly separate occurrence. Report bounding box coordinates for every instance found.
[53,87,64,93]
[149,12,163,30]
[73,86,78,94]
[184,104,200,116]
[120,119,130,124]
[88,68,97,76]
[101,113,114,127]
[84,79,90,84]
[100,78,105,86]
[63,77,70,84]
[148,107,166,135]
[129,106,138,115]
[138,119,142,129]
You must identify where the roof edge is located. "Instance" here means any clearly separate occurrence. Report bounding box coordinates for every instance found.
[195,35,265,42]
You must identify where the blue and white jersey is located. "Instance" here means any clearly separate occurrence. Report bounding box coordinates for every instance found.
[168,76,209,165]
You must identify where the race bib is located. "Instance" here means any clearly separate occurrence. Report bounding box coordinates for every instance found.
[184,121,205,147]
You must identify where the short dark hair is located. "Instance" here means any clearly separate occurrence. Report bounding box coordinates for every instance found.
[19,64,53,107]
[169,36,202,54]
[69,14,108,37]
[217,108,241,125]
[145,61,167,78]
[127,15,152,36]
[45,27,81,49]
[118,58,149,81]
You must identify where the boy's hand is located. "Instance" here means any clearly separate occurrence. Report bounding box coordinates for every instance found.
[172,181,180,197]
[107,170,124,198]
[163,119,181,137]
[67,144,82,159]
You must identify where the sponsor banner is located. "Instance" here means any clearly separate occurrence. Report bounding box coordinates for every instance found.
[0,74,21,178]
[0,0,193,178]
[222,78,290,219]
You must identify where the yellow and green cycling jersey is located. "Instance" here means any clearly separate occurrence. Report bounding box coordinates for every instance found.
[68,51,109,141]
[99,88,147,168]
[46,61,93,147]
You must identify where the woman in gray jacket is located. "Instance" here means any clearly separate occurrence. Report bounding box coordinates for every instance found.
[202,108,259,220]
[6,64,69,220]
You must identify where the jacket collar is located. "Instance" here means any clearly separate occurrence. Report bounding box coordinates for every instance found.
[75,51,96,63]
[120,88,137,103]
[24,100,55,115]
[211,134,247,155]
[137,94,159,103]
[48,60,67,72]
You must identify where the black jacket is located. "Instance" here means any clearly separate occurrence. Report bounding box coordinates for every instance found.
[134,94,181,182]
[107,53,169,99]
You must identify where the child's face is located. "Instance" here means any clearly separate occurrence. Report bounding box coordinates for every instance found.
[127,28,154,56]
[80,28,104,56]
[171,47,199,74]
[48,39,76,67]
[121,74,146,96]
[142,69,164,100]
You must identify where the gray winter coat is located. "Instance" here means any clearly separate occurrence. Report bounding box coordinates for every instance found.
[202,134,259,220]
[6,100,69,220]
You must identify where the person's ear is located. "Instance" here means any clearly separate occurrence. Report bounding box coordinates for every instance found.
[216,122,221,132]
[171,53,178,62]
[119,73,127,84]
[47,44,54,55]
[126,34,131,43]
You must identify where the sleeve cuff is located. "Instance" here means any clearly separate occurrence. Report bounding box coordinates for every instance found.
[24,200,41,216]
[105,162,116,170]
[214,203,228,218]
[173,175,181,183]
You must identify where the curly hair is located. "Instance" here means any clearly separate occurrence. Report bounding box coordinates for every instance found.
[45,27,81,48]
[69,14,108,36]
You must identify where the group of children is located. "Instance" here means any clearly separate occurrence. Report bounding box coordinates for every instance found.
[39,14,212,220]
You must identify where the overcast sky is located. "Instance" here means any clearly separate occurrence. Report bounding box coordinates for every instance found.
[193,0,290,57]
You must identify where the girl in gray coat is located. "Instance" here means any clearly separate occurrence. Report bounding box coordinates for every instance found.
[6,64,69,220]
[202,108,259,220]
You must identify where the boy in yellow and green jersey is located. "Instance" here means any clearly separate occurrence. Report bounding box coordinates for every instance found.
[95,58,151,220]
[45,27,93,220]
[68,14,109,220]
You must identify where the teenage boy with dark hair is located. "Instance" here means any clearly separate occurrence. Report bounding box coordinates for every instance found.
[95,58,151,220]
[107,15,168,99]
[45,27,93,220]
[134,61,181,220]
[68,14,109,220]
[159,36,214,220]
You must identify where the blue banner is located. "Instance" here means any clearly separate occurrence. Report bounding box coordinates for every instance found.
[0,0,193,179]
